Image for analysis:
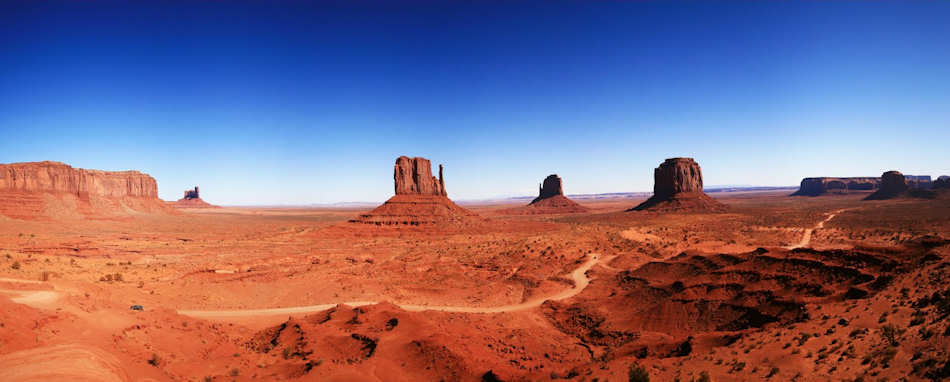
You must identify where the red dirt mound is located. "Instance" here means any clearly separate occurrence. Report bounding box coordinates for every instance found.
[0,161,171,220]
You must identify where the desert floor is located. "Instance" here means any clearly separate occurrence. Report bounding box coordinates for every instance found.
[1,191,949,381]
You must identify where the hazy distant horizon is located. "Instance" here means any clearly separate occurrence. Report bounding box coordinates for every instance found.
[2,1,948,204]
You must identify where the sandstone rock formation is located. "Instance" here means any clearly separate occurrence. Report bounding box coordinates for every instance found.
[630,158,726,212]
[169,186,218,208]
[865,171,908,200]
[905,175,933,190]
[351,156,477,226]
[0,161,169,219]
[792,177,880,196]
[502,174,589,215]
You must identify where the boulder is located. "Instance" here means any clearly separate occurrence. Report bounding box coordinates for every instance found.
[630,158,726,212]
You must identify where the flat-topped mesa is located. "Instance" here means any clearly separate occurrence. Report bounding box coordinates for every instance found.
[0,161,157,197]
[865,171,909,200]
[394,156,446,197]
[351,156,477,226]
[792,177,880,196]
[631,157,726,212]
[0,161,169,219]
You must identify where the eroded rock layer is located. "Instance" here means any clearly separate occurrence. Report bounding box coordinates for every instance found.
[352,157,477,226]
[631,158,726,212]
[0,161,168,219]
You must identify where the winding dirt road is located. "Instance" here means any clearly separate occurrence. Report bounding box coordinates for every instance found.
[786,209,847,250]
[178,253,609,318]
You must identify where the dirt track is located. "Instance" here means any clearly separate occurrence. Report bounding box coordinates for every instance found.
[178,253,608,318]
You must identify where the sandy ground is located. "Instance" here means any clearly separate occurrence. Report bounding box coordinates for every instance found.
[1,190,949,381]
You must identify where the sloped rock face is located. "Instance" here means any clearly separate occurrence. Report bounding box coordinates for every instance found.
[352,156,477,226]
[631,158,725,212]
[0,161,168,219]
[394,156,446,197]
[792,177,880,196]
[865,171,908,200]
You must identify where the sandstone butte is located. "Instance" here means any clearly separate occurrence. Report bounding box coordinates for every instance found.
[0,161,170,219]
[792,177,881,196]
[503,174,589,215]
[350,156,478,226]
[630,157,726,212]
[169,186,218,208]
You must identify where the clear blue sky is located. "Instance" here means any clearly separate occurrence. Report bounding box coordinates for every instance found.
[1,1,948,205]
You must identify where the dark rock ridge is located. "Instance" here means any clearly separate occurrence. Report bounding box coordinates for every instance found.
[792,177,880,196]
[631,158,726,212]
[905,175,932,190]
[351,156,477,226]
[865,171,909,200]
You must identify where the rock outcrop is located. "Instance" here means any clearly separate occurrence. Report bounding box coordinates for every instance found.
[351,156,477,226]
[934,176,950,189]
[905,175,933,190]
[865,171,908,200]
[169,186,218,208]
[792,177,880,196]
[501,174,589,215]
[0,161,169,219]
[630,158,726,212]
[394,156,446,197]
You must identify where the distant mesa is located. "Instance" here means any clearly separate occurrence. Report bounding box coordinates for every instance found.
[502,174,590,215]
[629,157,726,212]
[792,177,880,196]
[169,186,219,208]
[350,156,478,226]
[865,171,944,200]
[795,173,934,197]
[0,161,170,219]
[934,176,950,189]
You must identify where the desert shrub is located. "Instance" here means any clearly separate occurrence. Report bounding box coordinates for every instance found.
[628,364,650,382]
[11,261,20,270]
[147,353,160,366]
[766,367,780,378]
[229,368,240,376]
[691,371,710,382]
[881,325,904,346]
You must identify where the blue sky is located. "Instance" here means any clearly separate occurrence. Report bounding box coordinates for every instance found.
[1,1,948,205]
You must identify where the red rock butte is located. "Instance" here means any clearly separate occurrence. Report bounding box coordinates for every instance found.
[350,156,477,226]
[0,161,170,219]
[504,174,589,215]
[169,186,218,208]
[630,157,726,212]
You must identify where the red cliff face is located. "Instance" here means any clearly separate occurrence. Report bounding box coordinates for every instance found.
[394,156,447,197]
[0,161,168,219]
[0,161,158,197]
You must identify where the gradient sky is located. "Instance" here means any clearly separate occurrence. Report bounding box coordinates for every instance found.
[1,1,948,205]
